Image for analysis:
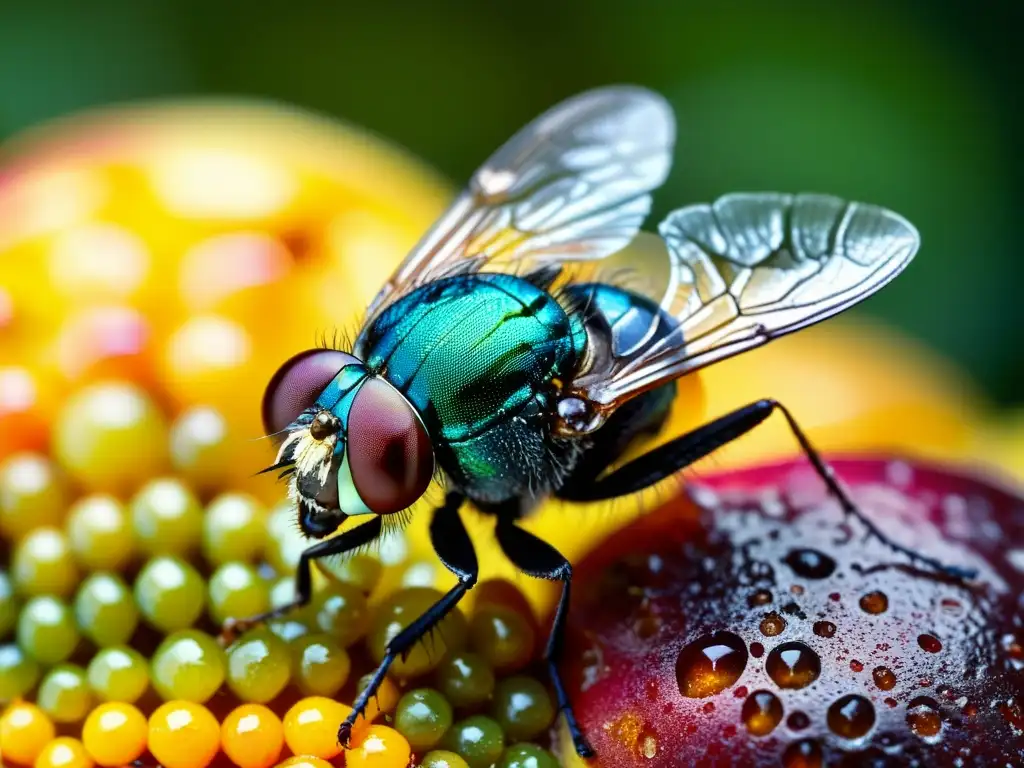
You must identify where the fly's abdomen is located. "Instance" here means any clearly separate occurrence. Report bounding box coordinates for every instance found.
[356,273,583,499]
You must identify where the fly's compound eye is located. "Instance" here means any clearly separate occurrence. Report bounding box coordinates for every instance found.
[347,377,433,515]
[262,349,358,437]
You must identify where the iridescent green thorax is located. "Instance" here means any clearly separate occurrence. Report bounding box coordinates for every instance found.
[355,272,585,502]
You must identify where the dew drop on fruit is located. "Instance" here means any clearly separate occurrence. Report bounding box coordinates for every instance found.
[917,634,942,653]
[747,590,772,607]
[741,690,783,736]
[759,612,786,637]
[859,591,888,614]
[782,739,822,768]
[827,694,875,739]
[812,621,835,638]
[766,642,821,689]
[872,666,896,691]
[906,696,942,739]
[940,598,963,616]
[783,548,836,579]
[675,631,748,698]
[787,711,810,731]
[641,733,657,759]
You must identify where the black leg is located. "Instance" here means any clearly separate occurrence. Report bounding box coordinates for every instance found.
[494,520,595,759]
[338,493,475,747]
[219,515,385,644]
[560,398,974,579]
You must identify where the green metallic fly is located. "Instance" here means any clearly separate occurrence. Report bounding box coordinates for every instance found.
[226,86,969,757]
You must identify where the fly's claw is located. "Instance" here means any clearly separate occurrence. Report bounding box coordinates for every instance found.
[337,709,362,749]
[218,616,257,647]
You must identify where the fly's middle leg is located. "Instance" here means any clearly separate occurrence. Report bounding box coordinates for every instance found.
[494,519,595,758]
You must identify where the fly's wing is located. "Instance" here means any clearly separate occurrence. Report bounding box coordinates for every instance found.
[359,86,675,329]
[576,192,920,408]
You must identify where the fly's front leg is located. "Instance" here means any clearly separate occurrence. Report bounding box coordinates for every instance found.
[339,493,475,747]
[559,398,974,579]
[494,520,595,759]
[218,516,384,645]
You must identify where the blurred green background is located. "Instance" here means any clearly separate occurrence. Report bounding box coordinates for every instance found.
[1,0,1020,403]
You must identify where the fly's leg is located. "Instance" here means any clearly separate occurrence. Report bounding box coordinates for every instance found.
[218,516,384,645]
[494,520,595,759]
[559,398,975,580]
[339,493,474,747]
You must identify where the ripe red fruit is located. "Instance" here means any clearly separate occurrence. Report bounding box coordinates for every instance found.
[562,457,1024,766]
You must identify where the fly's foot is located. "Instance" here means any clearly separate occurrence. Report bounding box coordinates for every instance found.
[337,711,361,749]
[562,705,595,758]
[854,515,977,581]
[218,598,308,646]
[218,616,255,647]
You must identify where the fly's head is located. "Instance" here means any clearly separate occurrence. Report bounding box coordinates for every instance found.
[262,349,435,539]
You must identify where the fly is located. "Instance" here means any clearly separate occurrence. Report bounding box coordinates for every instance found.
[220,86,973,758]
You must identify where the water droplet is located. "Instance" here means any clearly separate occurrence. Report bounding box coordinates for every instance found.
[872,666,897,691]
[827,694,876,739]
[760,612,786,637]
[1000,702,1024,730]
[675,631,748,698]
[813,621,836,638]
[850,659,864,673]
[859,591,888,614]
[783,548,836,579]
[634,613,659,639]
[787,711,811,731]
[750,642,764,658]
[782,739,822,768]
[766,641,821,689]
[906,696,942,739]
[641,734,657,759]
[940,598,963,616]
[1001,633,1023,658]
[917,634,942,653]
[748,590,772,607]
[741,690,783,736]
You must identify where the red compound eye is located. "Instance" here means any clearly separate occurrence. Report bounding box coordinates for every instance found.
[347,377,433,514]
[262,349,356,436]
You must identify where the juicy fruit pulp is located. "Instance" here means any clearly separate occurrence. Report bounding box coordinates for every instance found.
[562,458,1024,766]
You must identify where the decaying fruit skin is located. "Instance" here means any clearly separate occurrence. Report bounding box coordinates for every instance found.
[561,457,1024,767]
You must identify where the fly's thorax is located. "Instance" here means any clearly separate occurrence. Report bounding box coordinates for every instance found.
[357,273,584,441]
[263,350,434,538]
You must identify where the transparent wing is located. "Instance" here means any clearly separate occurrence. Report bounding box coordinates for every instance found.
[360,86,675,328]
[578,192,920,407]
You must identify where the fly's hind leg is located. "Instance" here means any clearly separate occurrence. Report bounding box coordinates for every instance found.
[339,493,475,747]
[494,519,595,758]
[559,398,975,580]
